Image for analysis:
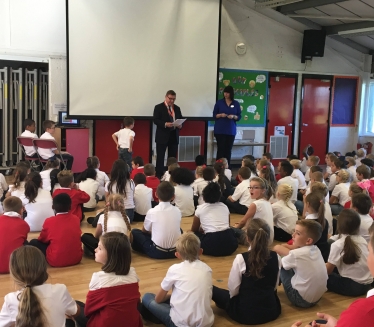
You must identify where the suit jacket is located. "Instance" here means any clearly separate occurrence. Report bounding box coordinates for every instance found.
[153,102,183,144]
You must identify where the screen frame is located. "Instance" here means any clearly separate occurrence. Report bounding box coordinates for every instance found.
[58,111,81,127]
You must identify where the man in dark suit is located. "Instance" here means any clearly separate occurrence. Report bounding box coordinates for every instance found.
[153,90,183,178]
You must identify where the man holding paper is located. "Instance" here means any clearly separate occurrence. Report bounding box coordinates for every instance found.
[153,90,184,178]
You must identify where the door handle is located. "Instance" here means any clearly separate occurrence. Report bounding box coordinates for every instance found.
[302,123,308,126]
[287,123,292,126]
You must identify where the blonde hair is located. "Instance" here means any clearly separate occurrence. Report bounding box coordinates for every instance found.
[345,156,356,166]
[338,169,351,183]
[277,184,295,211]
[311,171,323,182]
[290,159,301,169]
[175,232,200,262]
[104,194,131,233]
[357,148,367,158]
[10,246,48,327]
[311,182,328,197]
[57,170,74,187]
[195,166,204,178]
[308,155,320,165]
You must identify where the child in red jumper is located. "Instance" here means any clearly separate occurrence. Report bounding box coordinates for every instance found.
[144,163,160,205]
[29,193,83,267]
[130,156,145,180]
[75,232,142,327]
[53,170,90,221]
[0,197,29,273]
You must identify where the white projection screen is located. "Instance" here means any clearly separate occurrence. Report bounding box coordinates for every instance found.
[67,0,221,118]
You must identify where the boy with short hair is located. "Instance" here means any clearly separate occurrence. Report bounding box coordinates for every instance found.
[161,157,178,182]
[351,193,373,243]
[38,120,74,170]
[0,197,30,273]
[130,156,144,179]
[262,152,275,173]
[277,161,298,203]
[20,118,38,158]
[225,167,252,214]
[273,219,328,308]
[305,155,320,183]
[133,173,152,222]
[29,193,83,267]
[141,232,214,327]
[131,182,182,259]
[328,158,344,192]
[144,163,160,204]
[53,170,90,221]
[112,117,135,171]
[290,159,307,200]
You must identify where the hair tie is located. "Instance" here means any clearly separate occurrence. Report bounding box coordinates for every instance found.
[357,180,371,191]
[202,164,206,168]
[262,166,267,169]
[320,200,323,203]
[216,159,222,163]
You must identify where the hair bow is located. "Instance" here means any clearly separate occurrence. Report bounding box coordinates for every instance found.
[357,180,371,191]
[216,159,222,163]
[262,166,267,169]
[202,164,206,168]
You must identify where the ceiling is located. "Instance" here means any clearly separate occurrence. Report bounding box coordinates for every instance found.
[254,0,374,54]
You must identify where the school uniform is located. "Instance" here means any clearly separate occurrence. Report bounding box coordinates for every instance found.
[224,168,232,181]
[305,213,330,261]
[134,184,152,221]
[142,260,214,327]
[324,202,334,235]
[212,251,281,325]
[131,202,181,259]
[194,202,237,256]
[253,199,274,244]
[281,245,327,307]
[75,268,142,327]
[130,166,144,180]
[161,170,171,182]
[359,213,373,243]
[173,184,194,217]
[81,211,130,254]
[53,187,90,221]
[20,130,38,156]
[305,167,311,182]
[105,180,135,222]
[146,176,160,204]
[8,181,26,198]
[331,182,350,215]
[0,284,77,327]
[356,157,363,167]
[348,165,358,182]
[225,178,252,215]
[20,188,54,232]
[272,200,298,242]
[40,168,54,191]
[30,212,83,267]
[0,211,30,274]
[194,179,209,205]
[300,157,308,173]
[0,173,8,199]
[327,235,372,296]
[277,176,298,203]
[95,169,109,200]
[114,127,135,169]
[78,178,99,210]
[291,168,307,190]
[328,171,339,192]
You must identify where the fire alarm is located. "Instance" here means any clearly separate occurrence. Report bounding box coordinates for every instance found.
[235,42,247,55]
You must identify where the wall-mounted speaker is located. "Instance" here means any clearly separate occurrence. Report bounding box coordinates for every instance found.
[301,30,326,63]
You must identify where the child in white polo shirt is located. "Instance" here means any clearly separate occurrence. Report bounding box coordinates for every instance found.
[277,161,298,203]
[141,233,214,327]
[273,220,327,308]
[171,167,195,217]
[133,173,152,222]
[351,193,373,243]
[225,167,252,215]
[20,118,38,158]
[111,117,135,171]
[130,182,181,259]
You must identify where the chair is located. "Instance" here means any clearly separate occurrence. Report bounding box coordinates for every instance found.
[32,138,68,170]
[16,137,40,171]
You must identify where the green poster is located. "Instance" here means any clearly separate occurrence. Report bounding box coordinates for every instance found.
[216,69,268,126]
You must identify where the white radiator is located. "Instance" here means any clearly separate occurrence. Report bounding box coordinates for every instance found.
[270,136,289,159]
[178,136,201,162]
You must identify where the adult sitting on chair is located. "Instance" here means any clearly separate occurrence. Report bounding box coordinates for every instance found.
[38,120,74,171]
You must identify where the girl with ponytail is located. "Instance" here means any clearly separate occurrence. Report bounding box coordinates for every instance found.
[212,219,281,325]
[21,172,54,232]
[40,158,60,192]
[326,209,373,296]
[0,246,79,327]
[81,194,131,255]
[5,164,28,198]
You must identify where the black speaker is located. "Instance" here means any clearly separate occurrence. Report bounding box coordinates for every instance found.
[301,30,326,63]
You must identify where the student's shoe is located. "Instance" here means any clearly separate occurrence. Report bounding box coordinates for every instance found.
[87,217,94,225]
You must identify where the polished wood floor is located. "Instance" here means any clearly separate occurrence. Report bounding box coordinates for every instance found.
[0,198,361,327]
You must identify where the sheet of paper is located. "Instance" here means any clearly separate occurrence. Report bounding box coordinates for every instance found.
[172,119,186,126]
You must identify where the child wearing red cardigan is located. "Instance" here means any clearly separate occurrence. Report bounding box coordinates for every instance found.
[53,170,90,221]
[75,232,142,327]
[29,193,83,267]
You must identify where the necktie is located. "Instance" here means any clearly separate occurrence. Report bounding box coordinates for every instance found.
[168,106,174,121]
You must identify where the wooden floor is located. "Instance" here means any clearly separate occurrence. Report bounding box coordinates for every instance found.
[0,198,361,327]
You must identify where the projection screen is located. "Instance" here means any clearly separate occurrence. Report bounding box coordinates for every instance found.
[67,0,221,118]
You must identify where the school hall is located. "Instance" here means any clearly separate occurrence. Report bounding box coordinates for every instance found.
[1,1,374,327]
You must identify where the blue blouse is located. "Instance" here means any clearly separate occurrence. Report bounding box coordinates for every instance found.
[213,98,242,136]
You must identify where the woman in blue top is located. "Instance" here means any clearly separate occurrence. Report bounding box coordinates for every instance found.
[213,85,241,166]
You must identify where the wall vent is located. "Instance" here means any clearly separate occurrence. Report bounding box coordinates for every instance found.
[178,136,201,162]
[270,136,288,159]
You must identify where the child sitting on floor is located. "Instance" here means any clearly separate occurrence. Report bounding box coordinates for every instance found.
[86,156,109,201]
[171,167,195,217]
[78,168,99,212]
[305,155,320,183]
[40,158,60,192]
[161,157,178,182]
[0,197,29,274]
[29,193,83,267]
[326,209,373,297]
[195,166,215,206]
[290,159,307,200]
[5,164,28,199]
[130,156,144,180]
[191,182,237,256]
[219,157,232,181]
[226,167,252,215]
[131,182,181,259]
[76,232,142,327]
[273,220,327,308]
[277,161,298,203]
[133,173,152,222]
[213,160,234,201]
[330,169,351,216]
[213,219,281,325]
[81,194,131,255]
[144,163,160,205]
[141,233,214,327]
[53,170,90,221]
[351,193,373,243]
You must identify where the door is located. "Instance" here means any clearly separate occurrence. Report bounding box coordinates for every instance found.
[266,75,296,165]
[299,77,331,165]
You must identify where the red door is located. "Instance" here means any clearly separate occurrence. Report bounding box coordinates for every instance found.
[299,78,331,165]
[267,76,296,165]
